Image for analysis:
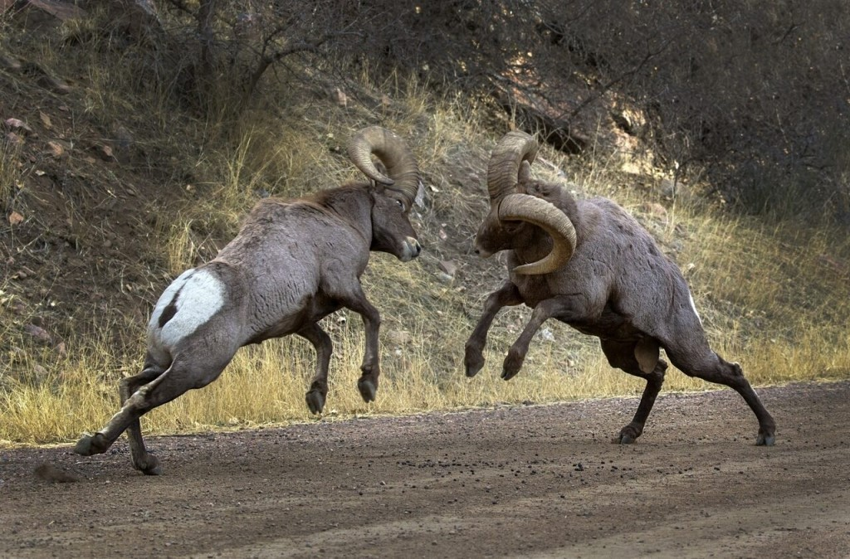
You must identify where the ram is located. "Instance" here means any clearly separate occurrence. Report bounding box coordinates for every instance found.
[74,126,423,474]
[465,131,775,446]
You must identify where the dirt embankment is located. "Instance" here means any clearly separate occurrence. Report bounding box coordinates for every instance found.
[2,381,850,558]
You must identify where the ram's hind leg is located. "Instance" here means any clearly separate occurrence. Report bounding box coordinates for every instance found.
[119,364,165,475]
[665,341,775,446]
[299,323,333,414]
[75,356,231,474]
[600,339,667,444]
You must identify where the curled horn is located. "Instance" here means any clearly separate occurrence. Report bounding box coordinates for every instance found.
[486,131,539,204]
[348,126,420,207]
[498,193,577,275]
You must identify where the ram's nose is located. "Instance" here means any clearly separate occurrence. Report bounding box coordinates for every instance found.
[401,237,422,262]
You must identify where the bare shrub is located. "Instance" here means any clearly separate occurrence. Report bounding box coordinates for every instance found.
[95,0,849,221]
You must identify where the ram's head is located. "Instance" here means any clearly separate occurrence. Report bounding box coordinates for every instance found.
[473,131,577,275]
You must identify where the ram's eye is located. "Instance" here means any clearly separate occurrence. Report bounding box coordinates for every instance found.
[504,221,522,234]
[396,199,405,210]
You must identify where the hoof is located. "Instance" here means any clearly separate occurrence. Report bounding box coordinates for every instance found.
[756,432,776,446]
[464,348,485,378]
[73,435,95,456]
[305,390,325,415]
[616,433,637,444]
[358,377,377,403]
[73,433,107,456]
[134,455,162,476]
[500,363,521,381]
[615,424,641,444]
[501,350,524,381]
[500,368,518,381]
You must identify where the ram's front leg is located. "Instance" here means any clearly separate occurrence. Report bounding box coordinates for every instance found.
[337,282,382,403]
[299,323,333,414]
[502,297,573,380]
[465,282,523,377]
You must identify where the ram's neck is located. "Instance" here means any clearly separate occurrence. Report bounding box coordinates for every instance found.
[510,226,554,267]
[304,184,373,242]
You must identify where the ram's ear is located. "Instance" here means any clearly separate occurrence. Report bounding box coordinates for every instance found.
[634,338,660,374]
[518,160,533,184]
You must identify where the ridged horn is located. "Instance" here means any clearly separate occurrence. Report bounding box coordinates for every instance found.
[348,126,420,206]
[498,193,577,275]
[487,131,539,204]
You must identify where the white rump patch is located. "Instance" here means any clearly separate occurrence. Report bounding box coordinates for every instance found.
[148,268,226,353]
[688,290,702,325]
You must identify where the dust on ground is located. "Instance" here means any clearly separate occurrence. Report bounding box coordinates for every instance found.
[2,380,849,558]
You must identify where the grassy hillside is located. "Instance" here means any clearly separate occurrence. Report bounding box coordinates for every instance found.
[1,5,849,446]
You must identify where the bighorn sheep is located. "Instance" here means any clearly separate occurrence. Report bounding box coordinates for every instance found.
[465,131,775,446]
[74,126,423,474]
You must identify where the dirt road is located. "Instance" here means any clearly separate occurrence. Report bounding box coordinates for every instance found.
[2,381,849,558]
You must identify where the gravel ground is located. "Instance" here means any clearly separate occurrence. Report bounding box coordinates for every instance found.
[2,380,849,558]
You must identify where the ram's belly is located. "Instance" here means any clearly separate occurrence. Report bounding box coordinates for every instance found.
[239,269,328,341]
[245,300,340,345]
[563,305,644,342]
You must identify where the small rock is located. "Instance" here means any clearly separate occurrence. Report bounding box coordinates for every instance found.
[92,142,115,161]
[438,260,458,277]
[436,272,454,284]
[24,323,52,344]
[46,140,65,158]
[538,327,555,342]
[414,181,427,209]
[8,211,24,225]
[4,118,31,134]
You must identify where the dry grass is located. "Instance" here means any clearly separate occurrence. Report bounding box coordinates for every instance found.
[0,139,23,213]
[681,215,850,384]
[2,25,849,447]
